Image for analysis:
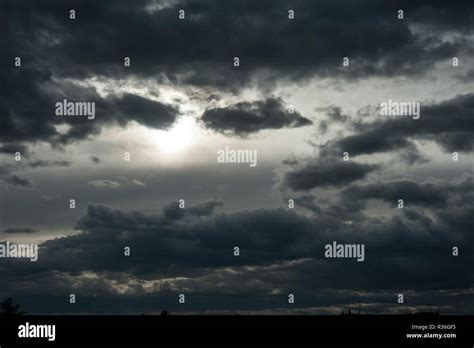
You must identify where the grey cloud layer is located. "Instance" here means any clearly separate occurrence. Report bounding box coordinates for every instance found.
[282,157,379,191]
[1,183,473,312]
[2,0,474,148]
[201,98,312,136]
[5,0,472,84]
[1,0,474,314]
[320,94,474,159]
[0,71,181,147]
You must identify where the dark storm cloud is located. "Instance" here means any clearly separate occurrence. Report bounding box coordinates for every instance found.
[5,0,471,84]
[0,200,313,279]
[320,122,414,158]
[0,68,181,146]
[341,179,451,208]
[2,0,473,146]
[56,88,181,145]
[0,68,58,145]
[18,180,472,277]
[0,143,29,157]
[201,98,312,136]
[321,93,474,158]
[1,184,473,313]
[290,194,322,213]
[1,227,37,234]
[4,281,474,315]
[108,93,179,130]
[162,199,223,219]
[282,157,379,191]
[42,200,314,275]
[1,0,474,315]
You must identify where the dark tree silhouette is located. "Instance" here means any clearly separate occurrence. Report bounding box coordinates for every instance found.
[160,310,170,316]
[0,297,24,315]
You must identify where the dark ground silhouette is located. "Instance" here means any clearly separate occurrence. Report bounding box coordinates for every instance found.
[0,297,24,315]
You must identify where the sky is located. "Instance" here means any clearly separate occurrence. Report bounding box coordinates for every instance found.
[0,0,473,314]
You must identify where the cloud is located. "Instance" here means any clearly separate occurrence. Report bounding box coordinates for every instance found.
[106,93,180,131]
[115,177,146,187]
[27,159,72,168]
[316,106,351,134]
[201,98,312,136]
[341,179,452,208]
[21,200,313,277]
[131,179,146,187]
[5,0,472,87]
[321,94,474,158]
[2,1,473,148]
[0,69,181,146]
[317,106,350,124]
[89,155,101,164]
[282,157,379,191]
[1,227,37,234]
[88,180,121,189]
[0,167,34,188]
[1,0,474,315]
[0,143,29,157]
[1,174,34,188]
[161,199,223,219]
[1,189,473,313]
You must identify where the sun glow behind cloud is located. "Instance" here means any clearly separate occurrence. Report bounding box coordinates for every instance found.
[151,117,199,154]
